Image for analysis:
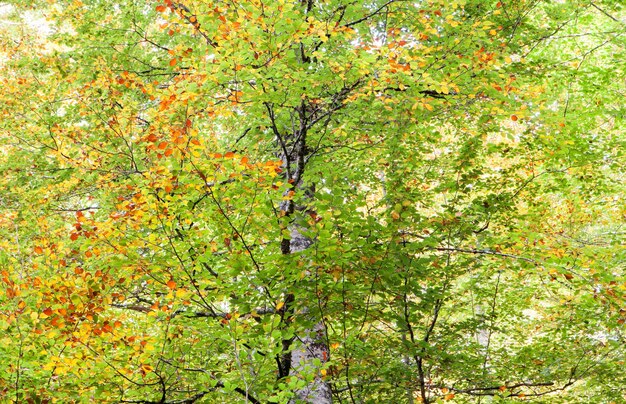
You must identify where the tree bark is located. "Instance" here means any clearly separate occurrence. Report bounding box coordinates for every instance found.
[271,102,332,403]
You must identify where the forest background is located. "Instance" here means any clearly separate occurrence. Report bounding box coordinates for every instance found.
[0,0,625,403]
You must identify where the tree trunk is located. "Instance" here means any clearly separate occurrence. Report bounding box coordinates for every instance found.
[271,102,332,403]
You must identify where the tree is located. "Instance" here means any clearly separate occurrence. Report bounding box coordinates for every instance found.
[0,0,624,403]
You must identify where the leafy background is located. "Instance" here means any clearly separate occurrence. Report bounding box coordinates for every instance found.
[0,0,624,403]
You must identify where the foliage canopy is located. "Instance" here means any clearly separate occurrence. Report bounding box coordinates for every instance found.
[0,0,625,403]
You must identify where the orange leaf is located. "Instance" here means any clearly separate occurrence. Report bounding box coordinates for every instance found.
[146,133,158,142]
[158,141,168,150]
[70,233,79,241]
[43,308,53,316]
[34,246,43,254]
[444,393,455,400]
[74,267,84,275]
[166,279,176,290]
[511,115,518,121]
[224,151,235,158]
[156,4,166,12]
[169,58,177,67]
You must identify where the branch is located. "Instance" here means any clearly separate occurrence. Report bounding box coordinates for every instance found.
[172,307,275,319]
[172,3,218,48]
[111,303,152,313]
[343,0,408,28]
[439,379,576,398]
[434,247,537,264]
[590,2,623,24]
[53,206,100,212]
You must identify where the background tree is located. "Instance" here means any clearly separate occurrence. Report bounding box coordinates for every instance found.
[0,0,624,403]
